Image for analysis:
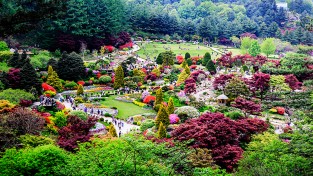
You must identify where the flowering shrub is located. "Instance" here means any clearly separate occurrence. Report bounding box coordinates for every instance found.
[141,90,150,100]
[118,42,133,49]
[169,114,180,124]
[42,83,56,93]
[77,81,85,85]
[190,65,197,69]
[276,107,285,115]
[174,106,200,120]
[104,45,114,53]
[143,95,156,104]
[133,100,146,107]
[176,55,184,64]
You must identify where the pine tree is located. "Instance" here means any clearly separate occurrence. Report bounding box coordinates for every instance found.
[154,88,163,107]
[114,65,124,89]
[186,58,192,66]
[46,66,62,92]
[162,51,175,66]
[202,52,211,66]
[109,124,117,137]
[57,52,85,81]
[156,53,164,65]
[77,84,84,95]
[185,65,191,74]
[185,52,191,60]
[177,69,190,85]
[206,58,216,74]
[181,60,188,69]
[157,122,167,139]
[155,105,169,129]
[19,58,41,93]
[167,97,175,114]
[47,58,58,71]
[7,50,19,67]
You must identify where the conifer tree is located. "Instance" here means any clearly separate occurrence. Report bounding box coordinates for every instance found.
[157,122,167,139]
[155,105,169,129]
[185,52,191,60]
[77,84,84,95]
[114,65,124,89]
[202,52,211,66]
[47,58,58,71]
[181,60,188,69]
[57,52,85,81]
[206,58,216,74]
[177,69,190,85]
[185,65,191,74]
[7,50,19,67]
[19,58,41,93]
[154,88,163,107]
[109,124,117,137]
[167,97,175,114]
[186,58,193,66]
[46,66,63,92]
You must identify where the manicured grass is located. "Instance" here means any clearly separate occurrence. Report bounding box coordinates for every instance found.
[100,95,155,120]
[137,42,216,59]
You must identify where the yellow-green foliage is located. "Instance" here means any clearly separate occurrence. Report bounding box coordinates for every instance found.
[133,100,146,107]
[109,124,117,137]
[154,88,163,107]
[188,148,216,168]
[0,100,15,110]
[114,65,124,89]
[0,51,13,62]
[46,66,63,92]
[77,84,84,95]
[167,98,175,114]
[157,122,167,139]
[151,67,161,77]
[155,105,169,129]
[177,69,189,85]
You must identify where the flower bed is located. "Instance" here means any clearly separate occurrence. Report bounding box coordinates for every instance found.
[133,100,146,107]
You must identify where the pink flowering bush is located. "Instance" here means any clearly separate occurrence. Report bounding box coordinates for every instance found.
[169,114,180,124]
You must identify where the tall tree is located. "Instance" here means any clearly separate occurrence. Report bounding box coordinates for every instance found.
[249,40,261,57]
[57,52,85,81]
[261,38,276,57]
[202,52,211,66]
[114,65,124,89]
[46,66,62,92]
[167,98,175,115]
[155,105,169,129]
[19,59,41,93]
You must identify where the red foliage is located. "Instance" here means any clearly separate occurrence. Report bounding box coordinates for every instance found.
[232,97,261,117]
[77,81,85,86]
[42,83,56,93]
[58,116,97,152]
[19,99,32,107]
[284,74,302,90]
[137,82,142,87]
[143,95,156,104]
[184,78,196,95]
[119,42,133,49]
[276,107,285,115]
[145,74,157,81]
[141,68,147,74]
[190,70,207,82]
[213,74,234,90]
[217,52,235,67]
[104,45,115,53]
[283,125,293,133]
[56,101,65,110]
[118,31,132,45]
[171,112,268,172]
[176,55,184,64]
[96,72,102,79]
[7,68,21,89]
[268,59,280,67]
[248,72,270,99]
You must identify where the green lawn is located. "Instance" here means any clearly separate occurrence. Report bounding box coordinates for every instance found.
[137,42,217,59]
[100,95,155,120]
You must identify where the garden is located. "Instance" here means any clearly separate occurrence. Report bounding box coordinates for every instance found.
[1,0,313,175]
